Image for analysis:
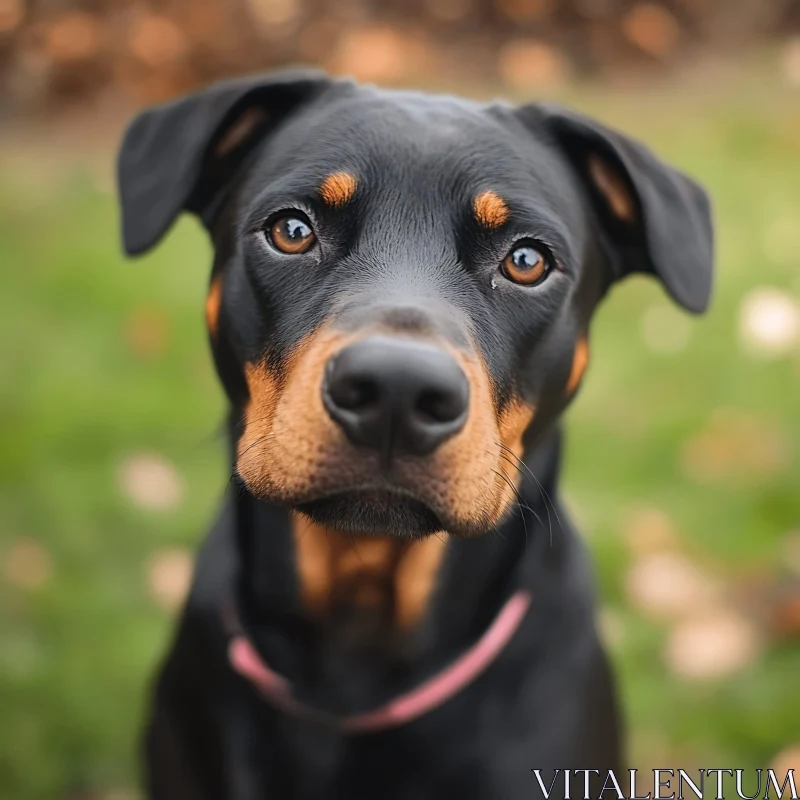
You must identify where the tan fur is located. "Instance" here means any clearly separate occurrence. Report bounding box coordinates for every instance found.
[493,399,536,511]
[473,190,510,229]
[205,274,223,337]
[292,512,336,615]
[213,107,268,158]
[291,513,449,627]
[567,336,590,395]
[499,400,536,463]
[318,172,358,208]
[587,155,636,222]
[393,534,449,628]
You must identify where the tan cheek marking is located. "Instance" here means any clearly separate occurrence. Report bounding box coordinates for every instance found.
[318,172,358,208]
[236,328,354,500]
[567,336,590,395]
[237,360,283,495]
[473,190,510,229]
[499,400,536,463]
[214,107,268,158]
[493,399,536,516]
[394,534,449,629]
[205,274,223,337]
[587,155,636,222]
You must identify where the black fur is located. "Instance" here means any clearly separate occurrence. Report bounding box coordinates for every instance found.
[117,70,714,799]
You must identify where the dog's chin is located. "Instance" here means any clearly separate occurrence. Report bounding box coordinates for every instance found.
[296,490,443,539]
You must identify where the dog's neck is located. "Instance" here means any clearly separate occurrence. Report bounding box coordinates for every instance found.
[230,427,563,714]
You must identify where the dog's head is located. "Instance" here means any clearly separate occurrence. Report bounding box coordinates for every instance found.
[118,70,713,539]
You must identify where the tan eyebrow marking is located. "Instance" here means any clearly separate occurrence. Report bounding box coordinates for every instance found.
[473,190,510,229]
[318,172,358,207]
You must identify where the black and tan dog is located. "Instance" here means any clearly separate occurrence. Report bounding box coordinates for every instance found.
[117,69,713,799]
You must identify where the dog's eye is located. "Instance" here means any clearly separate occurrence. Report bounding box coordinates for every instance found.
[267,214,316,254]
[500,243,550,286]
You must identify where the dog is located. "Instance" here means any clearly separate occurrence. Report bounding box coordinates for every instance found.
[117,69,713,799]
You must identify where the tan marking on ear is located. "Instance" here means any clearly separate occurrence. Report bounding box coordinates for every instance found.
[394,534,449,629]
[205,273,223,337]
[473,190,510,229]
[587,155,636,222]
[566,336,590,395]
[318,171,358,208]
[213,107,268,158]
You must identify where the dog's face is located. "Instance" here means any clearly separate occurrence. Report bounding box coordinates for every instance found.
[118,71,713,539]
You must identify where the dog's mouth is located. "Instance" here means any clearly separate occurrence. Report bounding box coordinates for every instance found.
[296,487,443,538]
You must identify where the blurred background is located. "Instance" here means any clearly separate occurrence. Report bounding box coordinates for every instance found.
[1,1,799,798]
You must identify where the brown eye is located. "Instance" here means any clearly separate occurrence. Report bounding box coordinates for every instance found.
[268,214,316,254]
[501,244,549,286]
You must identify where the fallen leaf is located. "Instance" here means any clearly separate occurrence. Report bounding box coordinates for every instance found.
[739,287,800,358]
[146,547,194,613]
[782,38,800,86]
[44,13,102,62]
[627,551,720,620]
[621,506,680,556]
[332,26,409,82]
[495,0,552,24]
[0,0,24,34]
[129,15,189,68]
[771,744,800,782]
[665,609,760,680]
[3,537,53,590]
[118,453,185,512]
[680,409,792,485]
[497,40,570,90]
[622,3,680,58]
[123,306,171,360]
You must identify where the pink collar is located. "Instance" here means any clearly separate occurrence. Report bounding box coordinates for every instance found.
[228,590,532,734]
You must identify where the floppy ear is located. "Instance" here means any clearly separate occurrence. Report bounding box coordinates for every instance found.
[117,69,332,256]
[518,103,714,313]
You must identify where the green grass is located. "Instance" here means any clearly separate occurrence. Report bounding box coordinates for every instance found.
[1,73,799,798]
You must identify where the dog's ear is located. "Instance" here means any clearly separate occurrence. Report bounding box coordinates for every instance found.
[518,103,714,313]
[117,70,333,256]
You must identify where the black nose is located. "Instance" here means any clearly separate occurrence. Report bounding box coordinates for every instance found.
[322,336,469,461]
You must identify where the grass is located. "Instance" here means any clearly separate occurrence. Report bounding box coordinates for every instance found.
[1,69,799,798]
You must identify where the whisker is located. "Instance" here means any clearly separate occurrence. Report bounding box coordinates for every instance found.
[497,442,563,543]
[494,467,529,551]
[494,448,547,530]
